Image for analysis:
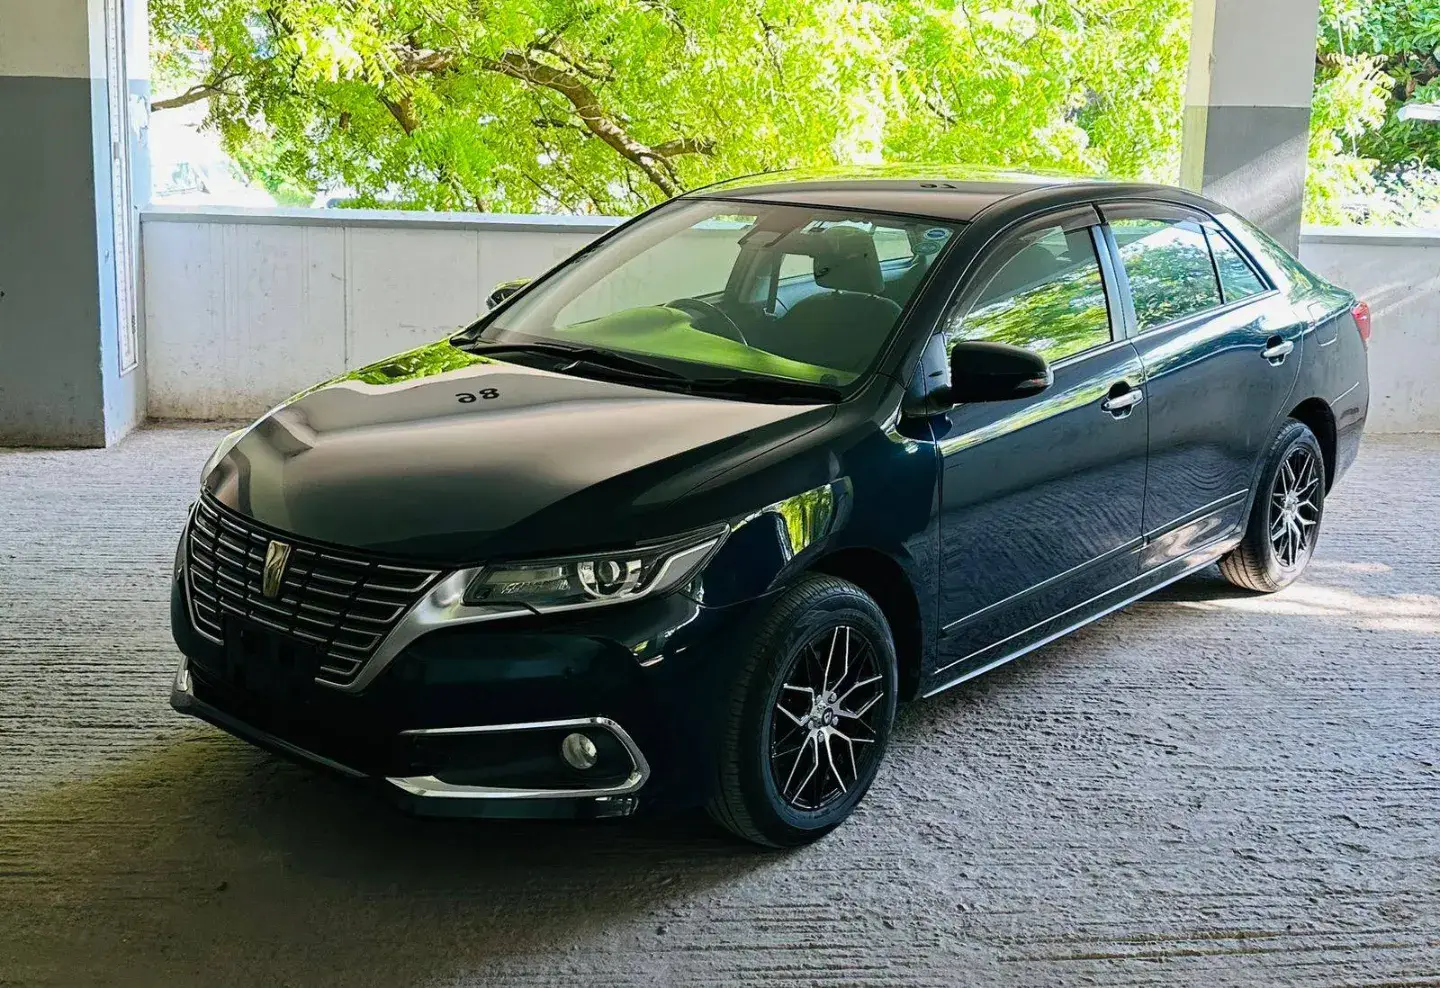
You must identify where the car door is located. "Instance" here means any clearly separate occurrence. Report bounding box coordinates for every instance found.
[1100,203,1304,567]
[929,207,1149,679]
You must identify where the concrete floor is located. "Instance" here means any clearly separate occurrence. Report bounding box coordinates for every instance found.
[1,425,1437,987]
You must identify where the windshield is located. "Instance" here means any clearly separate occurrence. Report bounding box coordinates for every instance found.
[468,199,960,395]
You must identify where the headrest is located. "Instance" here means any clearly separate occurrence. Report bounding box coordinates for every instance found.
[981,243,1070,304]
[812,226,884,295]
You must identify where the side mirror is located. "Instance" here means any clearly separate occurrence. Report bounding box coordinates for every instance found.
[486,277,532,310]
[944,340,1052,405]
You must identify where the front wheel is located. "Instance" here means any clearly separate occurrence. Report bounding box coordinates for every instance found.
[1218,419,1326,593]
[707,575,898,848]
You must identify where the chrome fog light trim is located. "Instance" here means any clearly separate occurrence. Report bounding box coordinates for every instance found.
[385,716,650,800]
[173,655,192,695]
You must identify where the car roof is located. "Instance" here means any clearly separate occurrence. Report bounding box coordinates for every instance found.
[685,165,1208,223]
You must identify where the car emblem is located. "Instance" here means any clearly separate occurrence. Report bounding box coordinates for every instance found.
[262,540,292,599]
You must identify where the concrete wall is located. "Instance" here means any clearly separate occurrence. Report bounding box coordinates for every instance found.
[142,207,1438,432]
[1181,0,1320,252]
[142,207,619,418]
[1300,228,1440,434]
[0,0,147,447]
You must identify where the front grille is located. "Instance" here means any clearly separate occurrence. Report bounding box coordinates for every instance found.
[185,493,441,685]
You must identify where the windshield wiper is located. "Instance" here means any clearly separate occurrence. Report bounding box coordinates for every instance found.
[685,376,843,403]
[460,341,688,381]
[461,340,841,402]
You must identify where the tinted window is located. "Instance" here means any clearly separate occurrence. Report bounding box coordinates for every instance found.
[776,222,920,283]
[944,224,1112,363]
[1205,225,1267,302]
[1112,218,1223,331]
[482,199,960,389]
[1218,212,1321,296]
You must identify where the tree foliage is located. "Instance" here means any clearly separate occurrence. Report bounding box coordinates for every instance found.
[149,0,1189,213]
[1309,0,1440,224]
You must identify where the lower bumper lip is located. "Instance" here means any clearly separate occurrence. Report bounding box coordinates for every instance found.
[171,656,650,807]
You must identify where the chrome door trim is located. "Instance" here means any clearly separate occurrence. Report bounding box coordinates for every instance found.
[1140,489,1248,542]
[925,534,1241,695]
[941,536,1143,634]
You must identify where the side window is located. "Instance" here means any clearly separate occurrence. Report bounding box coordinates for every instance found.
[1218,211,1320,296]
[873,227,915,263]
[1204,225,1268,303]
[1111,217,1222,331]
[777,252,815,283]
[943,223,1112,364]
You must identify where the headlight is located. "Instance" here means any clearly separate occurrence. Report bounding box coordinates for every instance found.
[464,527,727,612]
[200,427,248,486]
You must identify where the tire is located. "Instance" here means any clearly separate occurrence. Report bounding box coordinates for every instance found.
[1218,419,1326,593]
[707,575,898,848]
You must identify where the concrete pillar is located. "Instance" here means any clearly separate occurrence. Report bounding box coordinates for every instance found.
[0,0,148,447]
[1181,0,1321,252]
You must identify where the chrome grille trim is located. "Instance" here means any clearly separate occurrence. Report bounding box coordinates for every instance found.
[185,493,442,686]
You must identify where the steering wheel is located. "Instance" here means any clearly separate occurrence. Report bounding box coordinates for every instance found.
[668,297,748,346]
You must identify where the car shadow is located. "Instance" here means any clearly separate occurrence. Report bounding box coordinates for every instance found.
[1142,564,1263,604]
[0,730,768,987]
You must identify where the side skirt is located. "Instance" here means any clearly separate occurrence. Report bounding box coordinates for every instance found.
[919,534,1241,699]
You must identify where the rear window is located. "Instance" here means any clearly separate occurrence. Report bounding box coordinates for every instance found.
[1204,225,1268,303]
[1216,213,1321,296]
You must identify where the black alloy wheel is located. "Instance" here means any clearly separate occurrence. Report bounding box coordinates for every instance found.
[1268,444,1323,568]
[769,624,886,812]
[708,575,898,848]
[1219,419,1327,592]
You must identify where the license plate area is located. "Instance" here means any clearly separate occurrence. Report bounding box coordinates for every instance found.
[220,618,324,702]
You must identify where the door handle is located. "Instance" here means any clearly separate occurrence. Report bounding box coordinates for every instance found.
[1101,388,1144,416]
[1262,339,1295,364]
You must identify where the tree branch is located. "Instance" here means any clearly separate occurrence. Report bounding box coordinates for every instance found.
[484,50,708,197]
[393,47,454,75]
[381,94,419,134]
[652,137,716,157]
[151,61,237,112]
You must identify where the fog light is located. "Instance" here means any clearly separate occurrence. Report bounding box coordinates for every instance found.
[561,732,599,770]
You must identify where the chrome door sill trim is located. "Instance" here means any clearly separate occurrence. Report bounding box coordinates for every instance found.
[386,717,651,800]
[923,538,1238,699]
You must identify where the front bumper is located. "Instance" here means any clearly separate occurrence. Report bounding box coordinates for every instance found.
[170,573,765,818]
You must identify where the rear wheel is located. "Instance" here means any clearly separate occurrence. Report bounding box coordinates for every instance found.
[1219,420,1326,593]
[707,575,897,848]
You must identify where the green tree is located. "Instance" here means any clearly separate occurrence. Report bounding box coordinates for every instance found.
[149,0,1191,214]
[1308,0,1440,224]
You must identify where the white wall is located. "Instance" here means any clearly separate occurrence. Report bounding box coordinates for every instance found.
[143,206,1439,431]
[142,206,619,418]
[1299,229,1440,434]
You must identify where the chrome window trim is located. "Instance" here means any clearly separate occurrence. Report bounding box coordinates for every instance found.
[387,717,651,800]
[1123,288,1281,344]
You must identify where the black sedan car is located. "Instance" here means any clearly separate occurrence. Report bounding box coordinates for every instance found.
[171,168,1370,847]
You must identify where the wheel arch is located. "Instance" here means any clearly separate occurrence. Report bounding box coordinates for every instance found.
[809,547,925,702]
[1288,397,1338,491]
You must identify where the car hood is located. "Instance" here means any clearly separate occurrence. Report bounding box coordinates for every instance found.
[204,342,834,563]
